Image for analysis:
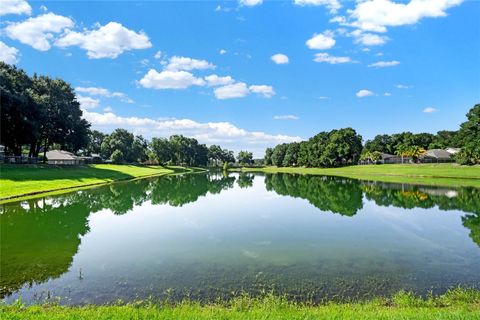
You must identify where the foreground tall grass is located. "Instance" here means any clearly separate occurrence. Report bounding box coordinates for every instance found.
[1,289,479,319]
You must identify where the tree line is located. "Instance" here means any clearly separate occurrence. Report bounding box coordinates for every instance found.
[264,104,479,167]
[88,128,241,167]
[1,62,89,159]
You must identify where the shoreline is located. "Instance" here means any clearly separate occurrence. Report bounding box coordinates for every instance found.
[239,164,480,188]
[1,289,479,319]
[0,165,206,204]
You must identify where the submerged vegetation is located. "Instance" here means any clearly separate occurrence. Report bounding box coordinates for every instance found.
[1,289,479,320]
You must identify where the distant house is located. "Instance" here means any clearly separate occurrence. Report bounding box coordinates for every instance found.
[424,149,453,160]
[46,150,82,165]
[446,147,460,155]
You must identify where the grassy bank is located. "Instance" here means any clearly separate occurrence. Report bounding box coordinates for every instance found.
[1,289,479,319]
[241,164,480,188]
[0,164,203,203]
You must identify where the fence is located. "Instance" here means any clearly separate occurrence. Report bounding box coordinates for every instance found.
[0,156,40,164]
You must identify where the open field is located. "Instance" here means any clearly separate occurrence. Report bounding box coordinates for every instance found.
[0,164,204,203]
[241,164,480,188]
[1,290,479,320]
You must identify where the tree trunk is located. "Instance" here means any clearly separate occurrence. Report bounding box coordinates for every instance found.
[43,139,48,164]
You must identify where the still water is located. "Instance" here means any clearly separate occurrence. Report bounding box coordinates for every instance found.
[1,172,479,304]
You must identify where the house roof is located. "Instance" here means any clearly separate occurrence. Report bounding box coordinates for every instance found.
[380,153,396,159]
[425,149,452,159]
[46,150,78,160]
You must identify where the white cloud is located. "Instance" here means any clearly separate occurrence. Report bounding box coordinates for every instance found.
[214,82,250,99]
[77,95,100,109]
[273,115,299,120]
[219,49,227,55]
[313,53,352,64]
[351,30,388,46]
[103,106,113,112]
[239,0,263,7]
[423,107,437,113]
[249,85,276,98]
[55,22,151,58]
[75,86,134,103]
[368,60,400,68]
[165,56,215,71]
[82,109,302,156]
[204,74,235,87]
[0,0,32,16]
[396,84,412,89]
[0,41,20,64]
[5,13,74,51]
[139,69,206,90]
[349,0,463,33]
[154,50,162,59]
[384,92,392,96]
[271,53,289,64]
[40,5,48,12]
[306,32,335,50]
[356,89,374,97]
[294,0,341,13]
[318,96,330,99]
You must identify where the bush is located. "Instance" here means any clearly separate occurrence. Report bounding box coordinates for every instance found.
[111,149,124,164]
[455,143,480,165]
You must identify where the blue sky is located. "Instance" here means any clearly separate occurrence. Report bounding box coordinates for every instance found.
[1,0,479,156]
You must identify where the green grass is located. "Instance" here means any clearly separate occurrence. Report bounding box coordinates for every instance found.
[0,164,204,203]
[241,164,480,188]
[1,289,479,319]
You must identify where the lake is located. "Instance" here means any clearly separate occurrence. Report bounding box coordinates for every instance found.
[1,172,479,305]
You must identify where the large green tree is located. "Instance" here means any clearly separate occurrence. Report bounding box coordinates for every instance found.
[455,104,480,165]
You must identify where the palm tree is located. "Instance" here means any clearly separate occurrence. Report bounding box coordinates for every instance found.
[395,144,410,164]
[408,145,427,163]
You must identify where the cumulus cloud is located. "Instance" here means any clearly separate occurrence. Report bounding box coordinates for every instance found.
[5,13,74,51]
[75,86,134,103]
[306,32,336,50]
[351,30,388,46]
[165,56,215,71]
[356,89,374,97]
[271,53,289,64]
[368,60,400,68]
[77,95,100,109]
[273,115,299,120]
[396,84,412,89]
[139,69,206,90]
[154,50,162,59]
[384,92,392,96]
[239,0,263,7]
[55,22,151,58]
[214,82,250,99]
[294,0,341,13]
[313,53,352,64]
[249,85,276,98]
[0,41,20,64]
[423,107,437,113]
[82,109,302,156]
[349,0,463,33]
[204,74,235,87]
[0,0,32,16]
[219,49,227,55]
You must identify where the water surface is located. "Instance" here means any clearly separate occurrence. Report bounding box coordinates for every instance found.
[1,172,479,304]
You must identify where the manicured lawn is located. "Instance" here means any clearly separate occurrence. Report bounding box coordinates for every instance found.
[0,164,199,202]
[242,164,480,188]
[1,290,479,319]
